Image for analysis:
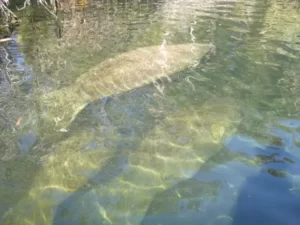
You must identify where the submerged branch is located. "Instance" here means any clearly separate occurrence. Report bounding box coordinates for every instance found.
[0,2,17,19]
[0,37,12,42]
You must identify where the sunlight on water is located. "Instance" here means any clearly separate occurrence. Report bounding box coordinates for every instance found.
[1,0,300,224]
[3,97,240,225]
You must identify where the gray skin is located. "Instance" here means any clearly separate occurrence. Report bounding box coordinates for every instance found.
[1,43,215,225]
[39,43,215,132]
[2,96,240,225]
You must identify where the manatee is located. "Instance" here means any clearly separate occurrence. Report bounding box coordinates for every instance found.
[3,97,241,225]
[40,43,215,130]
[140,121,300,225]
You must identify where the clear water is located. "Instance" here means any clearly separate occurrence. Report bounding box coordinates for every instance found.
[1,0,300,224]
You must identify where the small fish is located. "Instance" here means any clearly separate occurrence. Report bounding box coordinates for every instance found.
[59,128,68,133]
[15,116,22,127]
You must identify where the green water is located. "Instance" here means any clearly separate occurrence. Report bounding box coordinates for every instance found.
[1,0,300,224]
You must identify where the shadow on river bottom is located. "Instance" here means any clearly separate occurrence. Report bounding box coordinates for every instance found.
[1,0,300,224]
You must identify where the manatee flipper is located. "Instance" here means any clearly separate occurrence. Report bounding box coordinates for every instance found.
[52,154,129,225]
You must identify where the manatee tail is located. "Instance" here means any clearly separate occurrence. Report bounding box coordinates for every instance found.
[39,86,87,132]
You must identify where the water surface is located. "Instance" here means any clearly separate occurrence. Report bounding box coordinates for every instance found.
[1,0,300,224]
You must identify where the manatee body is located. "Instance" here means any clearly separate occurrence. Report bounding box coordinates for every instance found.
[3,98,240,225]
[41,43,215,130]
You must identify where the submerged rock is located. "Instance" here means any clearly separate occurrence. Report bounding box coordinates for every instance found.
[40,43,215,131]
